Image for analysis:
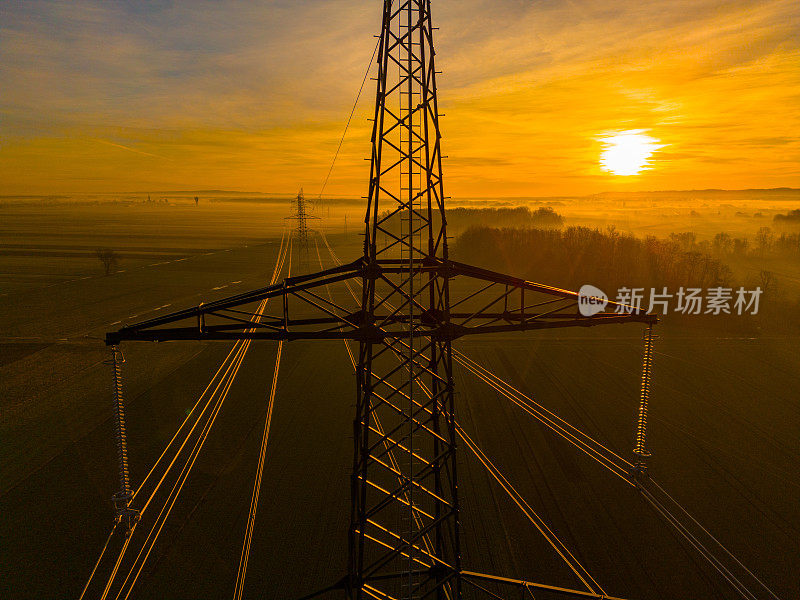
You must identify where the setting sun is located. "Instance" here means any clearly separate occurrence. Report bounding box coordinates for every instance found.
[598,130,664,176]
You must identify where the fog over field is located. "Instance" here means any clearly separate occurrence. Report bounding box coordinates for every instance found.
[1,191,798,598]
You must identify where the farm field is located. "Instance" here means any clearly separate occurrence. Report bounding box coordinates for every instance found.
[0,202,798,599]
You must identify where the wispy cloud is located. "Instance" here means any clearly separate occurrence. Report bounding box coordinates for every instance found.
[92,138,165,159]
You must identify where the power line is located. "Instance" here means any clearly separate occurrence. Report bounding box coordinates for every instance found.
[644,479,781,600]
[234,244,292,599]
[117,243,293,600]
[317,38,380,202]
[78,526,116,600]
[457,423,607,595]
[117,240,293,600]
[638,485,759,600]
[89,234,292,600]
[318,228,777,600]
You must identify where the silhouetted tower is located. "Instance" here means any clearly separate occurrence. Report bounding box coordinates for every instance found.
[286,188,320,274]
[287,188,313,249]
[105,2,655,598]
[352,2,458,597]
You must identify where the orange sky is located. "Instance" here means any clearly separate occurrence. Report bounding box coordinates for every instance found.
[1,0,798,197]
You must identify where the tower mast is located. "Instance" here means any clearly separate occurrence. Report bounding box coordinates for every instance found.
[353,1,458,597]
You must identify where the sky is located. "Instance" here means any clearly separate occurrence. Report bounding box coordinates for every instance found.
[1,0,798,197]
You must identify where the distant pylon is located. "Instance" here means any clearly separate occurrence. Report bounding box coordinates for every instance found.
[285,188,318,254]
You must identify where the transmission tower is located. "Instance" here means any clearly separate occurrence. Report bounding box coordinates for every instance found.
[105,1,656,598]
[286,188,317,251]
[354,1,458,594]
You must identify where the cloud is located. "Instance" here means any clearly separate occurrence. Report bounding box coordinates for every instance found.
[1,0,798,195]
[92,138,165,158]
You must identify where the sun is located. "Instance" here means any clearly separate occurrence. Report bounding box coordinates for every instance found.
[598,130,663,176]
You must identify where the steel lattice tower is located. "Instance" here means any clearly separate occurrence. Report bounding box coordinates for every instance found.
[353,1,458,597]
[105,1,656,598]
[286,188,317,254]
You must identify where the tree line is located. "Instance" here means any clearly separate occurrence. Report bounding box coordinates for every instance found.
[672,228,800,258]
[445,206,564,230]
[453,225,732,293]
[374,206,565,235]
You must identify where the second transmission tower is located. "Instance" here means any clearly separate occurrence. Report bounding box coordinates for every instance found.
[287,188,312,247]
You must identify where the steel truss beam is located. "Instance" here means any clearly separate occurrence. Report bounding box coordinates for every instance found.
[105,258,654,345]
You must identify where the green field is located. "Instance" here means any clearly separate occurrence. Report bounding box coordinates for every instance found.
[1,202,798,599]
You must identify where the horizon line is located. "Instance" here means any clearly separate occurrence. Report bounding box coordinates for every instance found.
[1,186,798,200]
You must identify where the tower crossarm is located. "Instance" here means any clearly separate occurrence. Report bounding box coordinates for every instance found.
[105,258,364,345]
[105,257,655,346]
[441,259,657,336]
